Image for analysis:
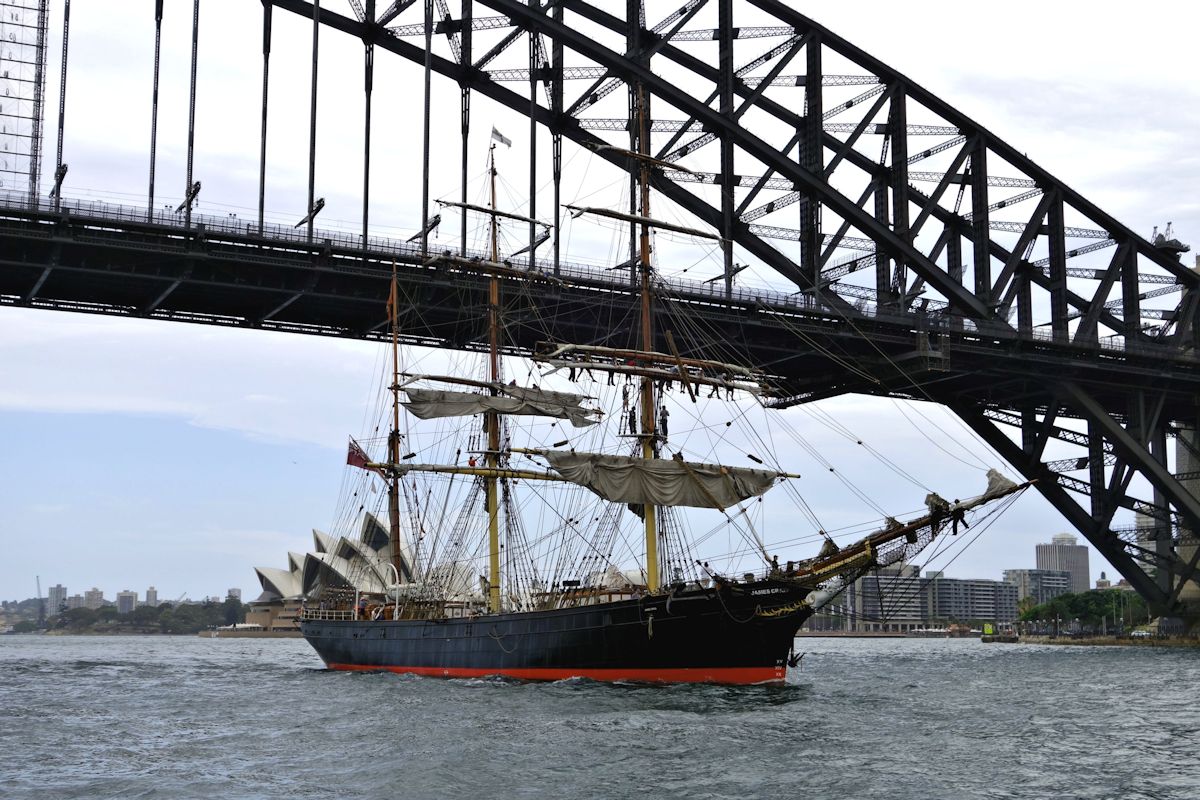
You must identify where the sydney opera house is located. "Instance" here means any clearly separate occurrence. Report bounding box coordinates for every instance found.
[247,512,484,632]
[247,509,643,632]
[246,513,417,632]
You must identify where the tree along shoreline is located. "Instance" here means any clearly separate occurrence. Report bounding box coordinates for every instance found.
[1018,588,1150,634]
[20,598,249,636]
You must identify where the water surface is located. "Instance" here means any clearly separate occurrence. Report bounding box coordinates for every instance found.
[2,635,1196,799]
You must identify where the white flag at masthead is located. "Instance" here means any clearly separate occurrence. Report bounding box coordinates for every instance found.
[491,127,512,147]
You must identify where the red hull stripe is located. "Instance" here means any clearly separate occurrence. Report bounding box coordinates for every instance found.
[326,663,785,685]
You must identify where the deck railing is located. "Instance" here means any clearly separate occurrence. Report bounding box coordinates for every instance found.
[300,608,355,621]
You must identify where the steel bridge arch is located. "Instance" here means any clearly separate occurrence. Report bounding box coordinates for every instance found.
[182,1,1200,617]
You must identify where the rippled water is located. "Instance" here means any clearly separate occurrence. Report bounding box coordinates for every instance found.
[1,635,1197,799]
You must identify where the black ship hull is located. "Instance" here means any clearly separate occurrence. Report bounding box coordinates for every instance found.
[301,579,814,685]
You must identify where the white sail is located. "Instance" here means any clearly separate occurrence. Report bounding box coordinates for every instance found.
[544,450,779,509]
[403,387,599,427]
[982,468,1019,498]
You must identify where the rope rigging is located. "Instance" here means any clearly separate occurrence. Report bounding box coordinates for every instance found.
[309,136,1037,619]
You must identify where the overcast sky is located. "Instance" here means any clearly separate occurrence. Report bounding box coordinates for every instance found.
[2,1,1198,604]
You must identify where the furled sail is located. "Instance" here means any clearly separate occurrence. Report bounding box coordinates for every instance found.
[403,387,599,427]
[982,468,1018,498]
[544,450,779,509]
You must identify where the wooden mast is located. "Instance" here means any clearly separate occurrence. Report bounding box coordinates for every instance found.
[387,263,405,582]
[486,143,503,613]
[636,83,659,593]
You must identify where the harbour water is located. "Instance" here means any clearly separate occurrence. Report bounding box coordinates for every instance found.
[2,635,1197,799]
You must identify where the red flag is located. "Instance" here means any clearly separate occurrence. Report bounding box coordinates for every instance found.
[346,438,376,473]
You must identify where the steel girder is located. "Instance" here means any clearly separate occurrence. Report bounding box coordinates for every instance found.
[958,390,1200,614]
[951,400,1168,604]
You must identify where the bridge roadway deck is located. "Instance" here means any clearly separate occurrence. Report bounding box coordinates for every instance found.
[1,197,1198,421]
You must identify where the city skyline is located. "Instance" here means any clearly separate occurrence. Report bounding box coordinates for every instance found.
[9,526,1103,608]
[13,583,242,610]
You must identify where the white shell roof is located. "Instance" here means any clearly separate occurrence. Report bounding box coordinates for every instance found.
[254,566,302,600]
[253,514,449,602]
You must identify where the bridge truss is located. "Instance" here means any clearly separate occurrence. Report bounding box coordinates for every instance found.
[1,0,1198,617]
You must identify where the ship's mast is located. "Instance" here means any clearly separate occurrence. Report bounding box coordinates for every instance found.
[486,143,503,613]
[635,83,659,593]
[387,263,405,582]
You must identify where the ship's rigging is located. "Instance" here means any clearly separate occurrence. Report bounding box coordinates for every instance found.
[318,144,1025,621]
[341,126,810,612]
[293,83,1032,686]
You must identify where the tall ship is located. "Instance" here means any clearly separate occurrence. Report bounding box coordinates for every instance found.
[298,118,1028,684]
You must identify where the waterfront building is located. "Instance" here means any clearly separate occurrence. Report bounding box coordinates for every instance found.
[1003,568,1072,605]
[83,587,105,610]
[847,564,927,632]
[841,566,1021,631]
[116,590,138,614]
[1036,533,1091,594]
[246,547,308,633]
[145,586,158,607]
[47,584,67,615]
[800,592,852,632]
[246,522,397,634]
[929,575,1018,624]
[65,594,84,610]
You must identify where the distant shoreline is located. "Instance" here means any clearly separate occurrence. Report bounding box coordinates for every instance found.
[5,630,303,638]
[1019,635,1200,648]
[8,630,197,637]
[796,632,1200,647]
[796,631,910,638]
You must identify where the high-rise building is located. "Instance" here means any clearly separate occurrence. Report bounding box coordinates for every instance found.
[145,586,158,607]
[1035,534,1091,594]
[226,588,241,602]
[929,575,1018,624]
[83,588,105,610]
[1133,511,1163,586]
[65,594,84,610]
[1003,568,1073,605]
[116,591,138,614]
[47,584,67,615]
